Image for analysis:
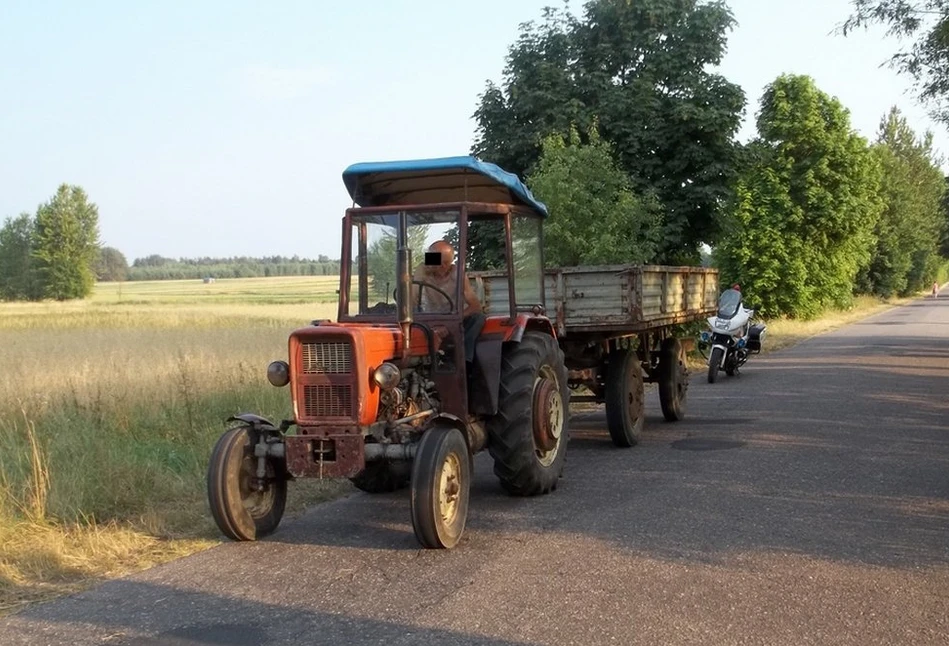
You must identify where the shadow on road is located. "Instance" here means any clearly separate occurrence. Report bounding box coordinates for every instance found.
[258,328,949,569]
[3,579,532,646]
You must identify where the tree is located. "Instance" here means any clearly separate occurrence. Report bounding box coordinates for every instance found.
[526,126,661,266]
[133,254,177,267]
[717,75,883,318]
[940,175,949,257]
[95,246,129,282]
[472,0,746,263]
[0,213,42,301]
[860,107,946,297]
[33,184,102,300]
[365,225,430,300]
[842,1,949,125]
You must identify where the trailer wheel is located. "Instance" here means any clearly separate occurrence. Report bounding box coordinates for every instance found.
[410,425,470,549]
[708,347,724,384]
[658,338,688,421]
[487,331,569,496]
[350,461,410,493]
[207,425,287,541]
[604,347,644,447]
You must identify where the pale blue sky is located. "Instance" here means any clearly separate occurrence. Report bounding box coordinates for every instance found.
[1,0,946,261]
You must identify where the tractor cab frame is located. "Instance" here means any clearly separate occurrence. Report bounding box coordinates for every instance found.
[207,157,570,549]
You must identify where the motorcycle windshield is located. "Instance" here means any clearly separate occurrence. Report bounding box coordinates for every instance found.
[717,289,742,319]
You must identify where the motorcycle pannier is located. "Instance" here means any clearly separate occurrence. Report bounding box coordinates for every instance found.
[747,323,766,353]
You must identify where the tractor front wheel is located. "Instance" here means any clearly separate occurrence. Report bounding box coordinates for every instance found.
[207,425,287,541]
[410,425,471,549]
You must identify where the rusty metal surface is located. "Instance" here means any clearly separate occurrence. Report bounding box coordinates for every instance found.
[531,379,558,452]
[285,432,364,479]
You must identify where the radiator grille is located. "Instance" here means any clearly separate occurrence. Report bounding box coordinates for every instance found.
[302,342,353,374]
[303,384,353,418]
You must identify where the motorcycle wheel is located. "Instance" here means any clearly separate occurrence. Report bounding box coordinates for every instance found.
[725,352,738,377]
[708,347,724,384]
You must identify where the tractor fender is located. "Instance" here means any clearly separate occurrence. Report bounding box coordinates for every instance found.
[227,413,280,434]
[432,413,487,460]
[480,313,556,343]
[469,315,557,418]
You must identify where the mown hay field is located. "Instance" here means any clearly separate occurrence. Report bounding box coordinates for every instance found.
[0,276,349,614]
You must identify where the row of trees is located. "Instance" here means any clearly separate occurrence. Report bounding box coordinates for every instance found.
[125,256,341,281]
[469,0,949,318]
[714,80,946,317]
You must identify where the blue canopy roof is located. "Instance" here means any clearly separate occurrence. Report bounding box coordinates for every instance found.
[341,155,548,217]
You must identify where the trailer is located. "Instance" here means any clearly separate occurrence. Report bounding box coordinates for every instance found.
[472,264,718,446]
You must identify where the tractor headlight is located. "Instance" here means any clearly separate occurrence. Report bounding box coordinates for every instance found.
[267,360,290,387]
[373,362,401,390]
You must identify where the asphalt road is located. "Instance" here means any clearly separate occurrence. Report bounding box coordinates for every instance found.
[4,297,949,645]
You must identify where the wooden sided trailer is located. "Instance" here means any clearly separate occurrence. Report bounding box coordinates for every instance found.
[473,264,719,446]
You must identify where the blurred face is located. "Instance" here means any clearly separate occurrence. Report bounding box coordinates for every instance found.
[426,242,454,278]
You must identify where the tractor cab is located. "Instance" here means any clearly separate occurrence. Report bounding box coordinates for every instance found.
[339,156,549,321]
[332,157,555,420]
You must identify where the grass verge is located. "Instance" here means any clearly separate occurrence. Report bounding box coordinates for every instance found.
[0,291,348,616]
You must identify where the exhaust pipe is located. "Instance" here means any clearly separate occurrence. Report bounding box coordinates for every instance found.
[395,212,413,363]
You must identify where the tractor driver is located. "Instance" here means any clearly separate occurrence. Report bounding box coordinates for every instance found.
[413,239,485,363]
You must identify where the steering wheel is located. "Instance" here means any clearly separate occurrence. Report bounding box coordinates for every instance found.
[412,279,455,311]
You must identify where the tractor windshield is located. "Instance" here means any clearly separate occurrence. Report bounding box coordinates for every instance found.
[345,209,461,317]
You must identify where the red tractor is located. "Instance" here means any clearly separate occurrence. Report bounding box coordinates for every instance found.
[207,157,569,548]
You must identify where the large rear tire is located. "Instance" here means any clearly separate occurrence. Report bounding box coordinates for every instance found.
[604,347,644,447]
[350,461,410,493]
[410,425,471,549]
[487,331,569,496]
[708,346,724,384]
[207,425,287,541]
[658,338,688,422]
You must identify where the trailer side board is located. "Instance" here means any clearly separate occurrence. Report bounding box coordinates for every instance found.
[471,265,719,336]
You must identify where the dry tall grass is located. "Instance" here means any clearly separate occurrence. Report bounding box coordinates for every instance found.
[0,278,346,614]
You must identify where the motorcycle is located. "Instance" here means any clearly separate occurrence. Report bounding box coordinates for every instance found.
[699,287,766,383]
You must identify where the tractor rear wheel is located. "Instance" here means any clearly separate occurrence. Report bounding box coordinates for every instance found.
[207,425,287,541]
[350,461,410,493]
[487,331,569,496]
[658,337,688,421]
[410,425,471,549]
[604,347,645,446]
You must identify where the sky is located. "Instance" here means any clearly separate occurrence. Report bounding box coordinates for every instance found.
[1,0,947,262]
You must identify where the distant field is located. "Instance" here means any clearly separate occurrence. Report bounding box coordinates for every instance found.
[0,276,348,613]
[94,275,341,305]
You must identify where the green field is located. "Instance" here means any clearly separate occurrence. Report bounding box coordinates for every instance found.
[0,276,347,613]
